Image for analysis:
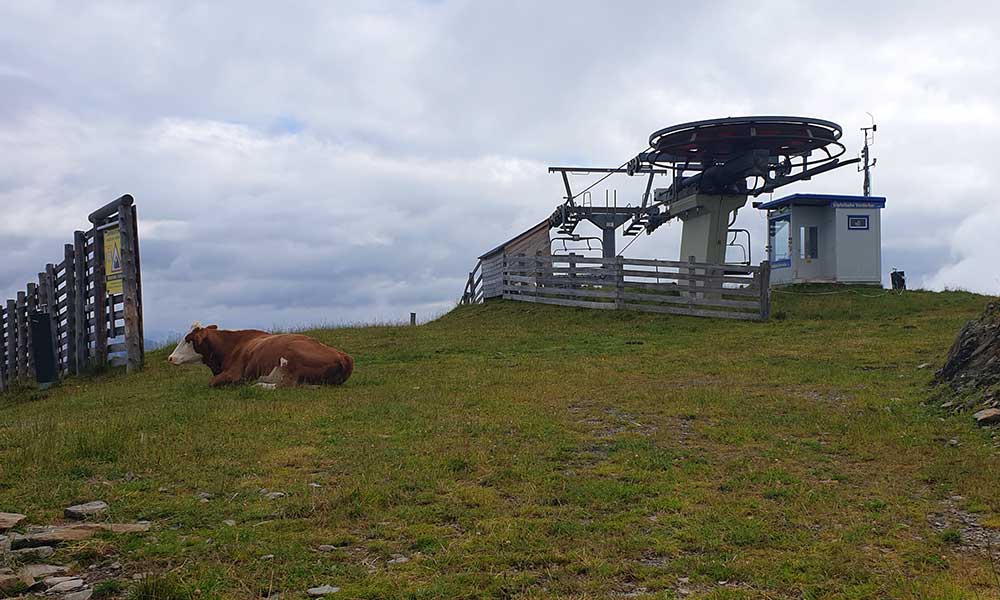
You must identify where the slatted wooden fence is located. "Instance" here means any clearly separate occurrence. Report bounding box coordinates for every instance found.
[499,255,771,321]
[460,259,484,305]
[0,195,144,391]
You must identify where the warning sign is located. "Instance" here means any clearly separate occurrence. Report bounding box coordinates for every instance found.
[104,227,124,295]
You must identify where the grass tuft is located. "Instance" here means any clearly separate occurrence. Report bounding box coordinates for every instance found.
[126,575,190,600]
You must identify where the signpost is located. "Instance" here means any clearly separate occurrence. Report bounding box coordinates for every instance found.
[104,226,124,295]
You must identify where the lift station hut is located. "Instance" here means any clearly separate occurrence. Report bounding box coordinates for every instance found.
[755,193,885,286]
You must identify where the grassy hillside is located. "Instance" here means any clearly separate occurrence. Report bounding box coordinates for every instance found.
[1,288,999,599]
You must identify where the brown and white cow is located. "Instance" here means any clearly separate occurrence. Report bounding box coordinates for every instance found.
[168,323,354,387]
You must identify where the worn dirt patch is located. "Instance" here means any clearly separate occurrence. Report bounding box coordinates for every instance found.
[796,389,852,404]
[569,403,656,439]
[928,496,1000,559]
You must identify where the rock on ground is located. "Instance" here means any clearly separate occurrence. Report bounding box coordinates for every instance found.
[0,572,26,594]
[10,523,150,549]
[308,584,341,596]
[935,302,1000,392]
[18,565,67,579]
[47,578,85,593]
[11,545,55,559]
[974,408,1000,426]
[64,501,109,520]
[0,512,26,530]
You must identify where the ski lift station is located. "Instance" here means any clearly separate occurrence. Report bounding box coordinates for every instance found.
[755,193,886,286]
[462,115,887,318]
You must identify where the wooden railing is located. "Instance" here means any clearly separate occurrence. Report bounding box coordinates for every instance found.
[460,259,484,305]
[502,255,771,321]
[0,195,144,391]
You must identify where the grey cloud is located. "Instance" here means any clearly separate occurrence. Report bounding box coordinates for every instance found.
[2,1,998,341]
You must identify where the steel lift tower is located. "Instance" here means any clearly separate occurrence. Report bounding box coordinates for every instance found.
[548,116,859,265]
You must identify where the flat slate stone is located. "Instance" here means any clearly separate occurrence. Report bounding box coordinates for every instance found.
[12,545,55,559]
[10,523,150,549]
[64,501,109,520]
[19,564,67,579]
[973,408,1000,425]
[47,578,85,593]
[64,590,94,600]
[0,512,26,530]
[307,584,341,596]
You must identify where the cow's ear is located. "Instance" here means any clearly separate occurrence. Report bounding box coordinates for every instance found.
[206,325,218,330]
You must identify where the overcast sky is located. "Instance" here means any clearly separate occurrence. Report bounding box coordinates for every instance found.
[2,1,998,341]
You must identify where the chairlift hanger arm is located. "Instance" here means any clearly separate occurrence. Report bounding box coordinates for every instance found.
[561,171,574,206]
[641,172,655,208]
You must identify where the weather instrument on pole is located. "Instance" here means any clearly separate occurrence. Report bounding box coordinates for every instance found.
[547,115,861,264]
[859,113,877,197]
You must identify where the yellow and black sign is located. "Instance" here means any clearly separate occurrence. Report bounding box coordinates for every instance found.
[104,227,124,295]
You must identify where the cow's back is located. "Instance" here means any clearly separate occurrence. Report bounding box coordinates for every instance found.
[243,334,353,385]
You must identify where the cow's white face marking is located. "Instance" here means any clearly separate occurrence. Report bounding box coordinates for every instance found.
[167,321,204,365]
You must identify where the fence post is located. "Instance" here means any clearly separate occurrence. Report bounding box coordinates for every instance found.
[25,283,37,379]
[15,291,27,380]
[5,299,16,384]
[91,225,108,369]
[73,231,89,372]
[615,256,625,310]
[130,204,145,358]
[501,254,508,298]
[463,271,474,305]
[759,261,772,321]
[36,272,47,311]
[686,255,697,308]
[118,201,143,373]
[63,243,78,375]
[0,304,7,392]
[44,264,62,372]
[36,273,45,377]
[533,255,542,292]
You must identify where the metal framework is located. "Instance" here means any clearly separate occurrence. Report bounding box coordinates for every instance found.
[547,116,860,259]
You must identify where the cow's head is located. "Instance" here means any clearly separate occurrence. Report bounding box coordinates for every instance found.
[167,322,218,365]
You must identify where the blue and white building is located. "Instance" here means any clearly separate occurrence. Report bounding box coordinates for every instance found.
[756,193,886,286]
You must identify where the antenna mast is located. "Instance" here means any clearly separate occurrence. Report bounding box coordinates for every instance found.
[859,113,877,196]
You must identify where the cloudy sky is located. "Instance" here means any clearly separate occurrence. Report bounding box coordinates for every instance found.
[2,1,998,341]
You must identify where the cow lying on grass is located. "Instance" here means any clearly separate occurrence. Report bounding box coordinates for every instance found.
[168,323,354,388]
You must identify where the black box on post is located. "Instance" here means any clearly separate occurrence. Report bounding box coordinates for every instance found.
[29,311,58,389]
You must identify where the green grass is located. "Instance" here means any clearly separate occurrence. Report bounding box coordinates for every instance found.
[1,286,999,599]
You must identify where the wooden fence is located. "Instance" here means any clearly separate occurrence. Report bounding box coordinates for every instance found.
[460,260,484,305]
[491,255,770,321]
[0,195,144,391]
